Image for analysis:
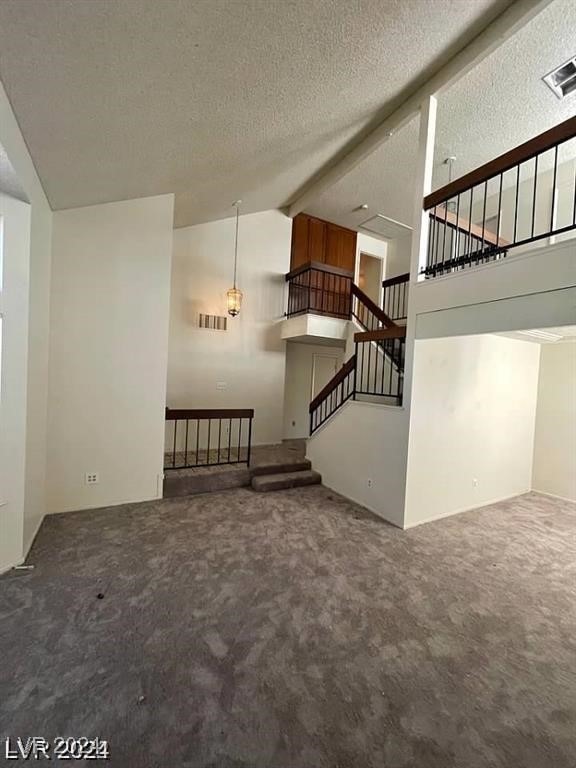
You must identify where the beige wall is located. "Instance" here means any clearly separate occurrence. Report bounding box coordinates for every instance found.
[283,342,345,439]
[405,334,540,527]
[48,194,174,513]
[0,81,53,569]
[168,210,291,445]
[532,342,576,502]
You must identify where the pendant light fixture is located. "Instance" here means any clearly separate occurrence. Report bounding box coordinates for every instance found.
[226,200,243,317]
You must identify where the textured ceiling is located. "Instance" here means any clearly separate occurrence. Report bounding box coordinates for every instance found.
[309,0,575,232]
[0,0,512,227]
[0,143,27,202]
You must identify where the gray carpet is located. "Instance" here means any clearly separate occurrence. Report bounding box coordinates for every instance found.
[1,488,575,767]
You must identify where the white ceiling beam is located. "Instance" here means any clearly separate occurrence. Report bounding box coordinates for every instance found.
[287,0,555,219]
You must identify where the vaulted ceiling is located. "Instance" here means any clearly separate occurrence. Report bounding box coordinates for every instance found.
[308,0,576,232]
[0,0,514,227]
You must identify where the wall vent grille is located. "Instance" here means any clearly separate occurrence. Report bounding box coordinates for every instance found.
[543,56,576,100]
[198,313,227,330]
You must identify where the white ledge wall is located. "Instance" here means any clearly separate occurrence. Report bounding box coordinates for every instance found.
[306,401,409,528]
[47,194,174,513]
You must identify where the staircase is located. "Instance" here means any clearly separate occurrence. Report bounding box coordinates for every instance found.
[164,439,321,498]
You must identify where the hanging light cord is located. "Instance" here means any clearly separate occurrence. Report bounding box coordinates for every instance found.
[233,203,240,289]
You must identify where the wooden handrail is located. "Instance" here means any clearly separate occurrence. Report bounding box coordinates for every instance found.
[285,260,355,281]
[430,206,509,247]
[165,407,254,420]
[382,272,409,287]
[351,283,396,328]
[354,327,406,343]
[309,356,356,413]
[424,115,576,210]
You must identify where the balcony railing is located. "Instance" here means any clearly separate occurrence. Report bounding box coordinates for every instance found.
[285,261,353,318]
[164,408,254,469]
[422,116,576,278]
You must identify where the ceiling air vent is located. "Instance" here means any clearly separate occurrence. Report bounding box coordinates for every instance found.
[543,56,576,100]
[359,214,412,240]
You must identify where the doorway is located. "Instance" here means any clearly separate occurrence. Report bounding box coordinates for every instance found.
[358,252,383,305]
[311,353,340,399]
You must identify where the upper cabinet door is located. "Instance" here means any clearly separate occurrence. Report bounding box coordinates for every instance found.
[307,216,327,263]
[325,223,357,271]
[290,214,309,268]
[290,213,356,271]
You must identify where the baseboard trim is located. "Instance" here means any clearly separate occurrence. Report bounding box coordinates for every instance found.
[530,489,576,505]
[23,514,45,559]
[403,490,531,529]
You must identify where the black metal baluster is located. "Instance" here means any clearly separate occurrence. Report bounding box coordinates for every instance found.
[228,418,232,462]
[550,145,558,233]
[496,173,503,258]
[531,154,539,239]
[513,164,520,244]
[172,420,177,467]
[195,419,200,466]
[247,417,252,467]
[238,419,242,463]
[184,419,189,467]
[217,419,222,464]
[480,181,488,258]
[454,194,461,269]
[207,419,211,465]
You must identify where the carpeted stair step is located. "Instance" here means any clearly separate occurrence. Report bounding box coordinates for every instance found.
[250,459,311,477]
[251,469,321,492]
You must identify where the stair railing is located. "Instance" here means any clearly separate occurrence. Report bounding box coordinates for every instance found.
[309,328,406,434]
[350,282,395,331]
[164,408,254,469]
[382,273,409,322]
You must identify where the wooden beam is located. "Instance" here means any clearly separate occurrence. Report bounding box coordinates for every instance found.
[286,0,554,218]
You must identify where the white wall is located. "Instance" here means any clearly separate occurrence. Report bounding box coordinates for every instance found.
[283,341,344,439]
[405,334,540,527]
[168,210,291,445]
[532,342,576,502]
[48,194,174,513]
[0,81,53,566]
[307,401,409,528]
[384,234,412,279]
[0,196,30,572]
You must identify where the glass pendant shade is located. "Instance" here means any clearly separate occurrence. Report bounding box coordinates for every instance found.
[226,286,243,317]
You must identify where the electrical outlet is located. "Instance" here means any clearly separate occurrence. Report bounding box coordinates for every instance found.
[367,478,373,488]
[85,472,99,485]
[216,381,227,390]
[473,478,478,487]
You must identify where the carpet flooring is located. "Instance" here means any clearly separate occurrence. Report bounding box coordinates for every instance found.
[1,488,575,767]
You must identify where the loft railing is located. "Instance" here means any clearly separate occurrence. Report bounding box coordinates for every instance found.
[164,408,254,469]
[309,328,406,434]
[285,261,353,318]
[422,116,576,278]
[382,273,409,321]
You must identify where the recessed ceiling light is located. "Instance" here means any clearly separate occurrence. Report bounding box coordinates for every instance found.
[543,56,576,100]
